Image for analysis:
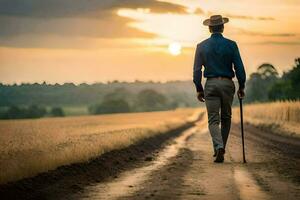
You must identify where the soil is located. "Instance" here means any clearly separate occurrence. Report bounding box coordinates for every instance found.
[0,118,299,200]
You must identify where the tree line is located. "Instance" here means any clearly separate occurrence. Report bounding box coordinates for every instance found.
[0,80,198,108]
[1,57,298,119]
[245,57,300,103]
[0,106,64,119]
[88,89,174,115]
[0,88,177,119]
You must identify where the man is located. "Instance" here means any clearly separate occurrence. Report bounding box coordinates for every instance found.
[193,15,246,163]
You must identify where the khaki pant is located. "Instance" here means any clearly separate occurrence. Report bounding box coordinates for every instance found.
[204,78,235,152]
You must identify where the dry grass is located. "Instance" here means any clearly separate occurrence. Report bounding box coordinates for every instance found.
[0,108,202,184]
[233,101,300,137]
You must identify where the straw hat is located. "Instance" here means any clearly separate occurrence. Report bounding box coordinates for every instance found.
[203,15,229,26]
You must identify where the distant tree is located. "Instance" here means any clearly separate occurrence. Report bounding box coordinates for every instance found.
[103,88,132,102]
[0,105,46,119]
[1,106,25,119]
[269,58,300,100]
[50,107,65,117]
[89,99,131,114]
[245,63,279,102]
[26,105,47,118]
[268,80,292,100]
[257,63,279,79]
[135,89,168,111]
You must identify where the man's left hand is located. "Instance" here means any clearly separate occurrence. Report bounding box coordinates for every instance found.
[197,91,205,102]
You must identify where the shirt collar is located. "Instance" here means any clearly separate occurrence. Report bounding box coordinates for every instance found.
[211,33,223,38]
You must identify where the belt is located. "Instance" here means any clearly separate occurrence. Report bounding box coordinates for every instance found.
[207,77,232,80]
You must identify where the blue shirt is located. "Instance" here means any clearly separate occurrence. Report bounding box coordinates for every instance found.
[193,33,246,92]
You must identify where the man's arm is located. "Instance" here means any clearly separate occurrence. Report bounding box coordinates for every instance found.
[232,42,246,90]
[193,44,204,93]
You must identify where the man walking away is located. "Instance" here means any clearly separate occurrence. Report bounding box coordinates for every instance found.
[193,15,246,163]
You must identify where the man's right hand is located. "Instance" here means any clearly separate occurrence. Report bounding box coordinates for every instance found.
[197,91,205,102]
[237,89,245,99]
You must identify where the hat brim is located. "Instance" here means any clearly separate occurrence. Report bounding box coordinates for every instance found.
[203,17,229,26]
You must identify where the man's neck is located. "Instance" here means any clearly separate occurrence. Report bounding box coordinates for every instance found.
[211,32,223,37]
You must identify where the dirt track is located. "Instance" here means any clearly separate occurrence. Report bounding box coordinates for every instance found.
[1,119,299,200]
[75,121,300,200]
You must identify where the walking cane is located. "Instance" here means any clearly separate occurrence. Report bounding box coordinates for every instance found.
[239,97,247,163]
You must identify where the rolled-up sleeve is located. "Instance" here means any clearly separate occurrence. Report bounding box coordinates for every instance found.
[232,42,246,89]
[193,44,204,92]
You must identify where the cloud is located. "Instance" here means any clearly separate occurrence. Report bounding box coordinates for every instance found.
[193,8,204,15]
[205,11,275,21]
[0,15,156,38]
[0,0,188,18]
[0,0,190,47]
[257,17,275,21]
[226,14,275,21]
[256,41,300,45]
[229,27,296,37]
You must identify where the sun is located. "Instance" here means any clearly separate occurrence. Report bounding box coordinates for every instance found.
[168,42,182,56]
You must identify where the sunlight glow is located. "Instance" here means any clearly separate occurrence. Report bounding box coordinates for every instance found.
[168,42,182,56]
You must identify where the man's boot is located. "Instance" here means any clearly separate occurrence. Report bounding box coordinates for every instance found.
[214,148,225,163]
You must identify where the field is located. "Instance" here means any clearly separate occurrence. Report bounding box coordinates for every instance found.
[233,100,300,138]
[0,108,201,184]
[60,106,89,116]
[1,104,299,199]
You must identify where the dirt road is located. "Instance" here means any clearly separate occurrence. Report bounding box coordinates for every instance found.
[1,120,299,199]
[74,121,300,200]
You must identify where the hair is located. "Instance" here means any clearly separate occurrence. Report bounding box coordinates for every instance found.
[209,24,224,33]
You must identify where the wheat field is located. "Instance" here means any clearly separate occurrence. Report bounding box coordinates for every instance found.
[0,108,202,184]
[233,101,300,137]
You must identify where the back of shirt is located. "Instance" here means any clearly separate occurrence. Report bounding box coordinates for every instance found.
[193,33,246,92]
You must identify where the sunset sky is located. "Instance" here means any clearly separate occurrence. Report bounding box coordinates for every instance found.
[0,0,299,84]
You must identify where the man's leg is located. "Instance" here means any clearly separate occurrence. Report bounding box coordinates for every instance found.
[220,81,235,148]
[204,83,223,151]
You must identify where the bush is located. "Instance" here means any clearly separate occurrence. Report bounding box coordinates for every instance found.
[89,99,131,114]
[50,107,65,117]
[135,89,169,111]
[0,105,47,119]
[26,105,47,118]
[1,106,26,119]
